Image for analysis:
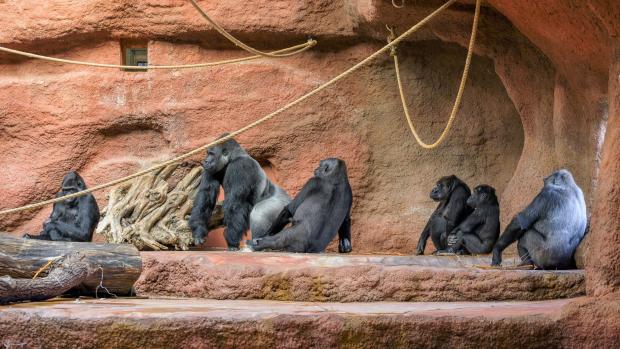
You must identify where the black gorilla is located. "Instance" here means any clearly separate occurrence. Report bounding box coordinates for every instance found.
[189,136,291,250]
[492,169,587,269]
[24,171,100,242]
[415,175,471,255]
[246,158,353,253]
[440,185,500,255]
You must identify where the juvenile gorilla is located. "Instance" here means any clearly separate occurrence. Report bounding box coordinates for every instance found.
[492,169,587,269]
[24,171,100,242]
[416,175,471,255]
[246,158,353,253]
[189,136,291,250]
[440,185,500,255]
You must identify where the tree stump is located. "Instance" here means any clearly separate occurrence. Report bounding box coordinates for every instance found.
[96,164,224,250]
[0,234,141,296]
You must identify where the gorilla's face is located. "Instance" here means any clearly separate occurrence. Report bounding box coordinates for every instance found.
[203,145,229,173]
[61,171,86,193]
[467,185,496,208]
[430,176,455,201]
[315,158,345,181]
[544,169,575,189]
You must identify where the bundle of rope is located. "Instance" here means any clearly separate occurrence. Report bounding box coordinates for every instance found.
[0,0,316,70]
[0,0,476,216]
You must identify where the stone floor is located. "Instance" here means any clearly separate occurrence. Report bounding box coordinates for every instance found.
[135,252,585,302]
[0,297,575,348]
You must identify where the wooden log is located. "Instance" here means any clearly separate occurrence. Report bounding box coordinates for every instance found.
[0,233,141,296]
[0,252,95,304]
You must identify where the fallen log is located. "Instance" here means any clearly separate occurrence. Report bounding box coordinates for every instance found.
[0,252,95,304]
[0,233,141,296]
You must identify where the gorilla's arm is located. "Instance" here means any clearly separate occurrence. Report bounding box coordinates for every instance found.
[189,171,221,245]
[338,213,352,253]
[222,158,256,249]
[415,218,433,255]
[265,208,292,236]
[443,185,469,232]
[57,195,99,242]
[453,213,483,235]
[287,178,322,214]
[491,218,524,266]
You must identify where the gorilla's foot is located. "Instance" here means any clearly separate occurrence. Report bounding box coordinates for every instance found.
[227,246,240,251]
[338,238,352,253]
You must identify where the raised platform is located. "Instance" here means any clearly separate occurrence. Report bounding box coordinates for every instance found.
[0,298,580,348]
[135,252,585,302]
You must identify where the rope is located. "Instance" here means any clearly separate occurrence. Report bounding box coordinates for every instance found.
[0,41,315,70]
[388,0,481,149]
[32,256,62,280]
[0,0,459,216]
[187,0,316,58]
[392,0,405,9]
[0,0,317,69]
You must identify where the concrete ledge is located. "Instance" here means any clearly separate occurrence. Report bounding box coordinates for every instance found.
[134,252,585,302]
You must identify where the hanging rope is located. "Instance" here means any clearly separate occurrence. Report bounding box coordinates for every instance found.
[388,0,481,149]
[0,0,317,69]
[0,0,460,216]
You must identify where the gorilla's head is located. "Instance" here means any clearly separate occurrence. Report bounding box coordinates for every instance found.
[61,171,86,193]
[467,185,498,208]
[203,134,247,173]
[430,175,462,202]
[315,158,347,183]
[544,169,577,190]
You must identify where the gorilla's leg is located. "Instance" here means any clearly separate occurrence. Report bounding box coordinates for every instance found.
[461,234,493,254]
[250,195,289,239]
[430,218,447,253]
[338,214,352,253]
[518,229,546,268]
[223,196,252,251]
[249,225,308,252]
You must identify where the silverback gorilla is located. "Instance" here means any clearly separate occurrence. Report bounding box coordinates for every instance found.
[189,136,291,250]
[24,171,100,242]
[492,169,587,269]
[246,158,353,253]
[416,175,471,255]
[441,185,500,255]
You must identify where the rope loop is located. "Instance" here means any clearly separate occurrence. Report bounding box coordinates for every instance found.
[392,0,405,8]
[386,25,398,57]
[391,0,481,149]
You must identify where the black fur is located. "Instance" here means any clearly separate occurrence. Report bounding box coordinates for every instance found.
[440,185,500,255]
[492,169,587,269]
[189,136,290,250]
[415,175,471,254]
[246,158,353,253]
[24,171,99,242]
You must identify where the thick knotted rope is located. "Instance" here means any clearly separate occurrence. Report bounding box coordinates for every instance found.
[0,0,461,216]
[388,0,481,149]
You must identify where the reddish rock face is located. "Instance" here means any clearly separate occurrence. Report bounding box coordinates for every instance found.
[0,0,616,267]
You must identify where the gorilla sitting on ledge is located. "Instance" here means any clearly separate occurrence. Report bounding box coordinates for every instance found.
[189,135,291,250]
[416,175,471,255]
[492,169,587,269]
[24,171,100,242]
[246,158,353,253]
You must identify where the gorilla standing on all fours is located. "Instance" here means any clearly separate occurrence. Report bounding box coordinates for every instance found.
[189,135,291,250]
[24,171,100,242]
[246,158,353,253]
[416,175,471,255]
[492,169,587,269]
[439,185,500,255]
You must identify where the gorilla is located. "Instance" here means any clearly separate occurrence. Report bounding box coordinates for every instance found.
[189,136,291,250]
[416,175,471,255]
[492,169,587,269]
[439,185,500,255]
[246,158,353,253]
[24,171,100,242]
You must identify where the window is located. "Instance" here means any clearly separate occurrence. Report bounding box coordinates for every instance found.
[121,40,148,71]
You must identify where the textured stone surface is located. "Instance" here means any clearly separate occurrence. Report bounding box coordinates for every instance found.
[0,0,614,259]
[134,252,585,302]
[0,297,618,348]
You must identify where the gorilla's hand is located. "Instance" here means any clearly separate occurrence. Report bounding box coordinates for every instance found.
[192,227,208,246]
[415,240,426,255]
[491,248,502,266]
[22,233,33,239]
[338,238,352,253]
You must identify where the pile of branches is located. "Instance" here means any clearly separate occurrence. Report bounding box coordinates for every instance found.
[96,164,222,250]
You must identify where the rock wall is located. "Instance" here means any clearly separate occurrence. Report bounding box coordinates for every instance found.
[0,1,614,257]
